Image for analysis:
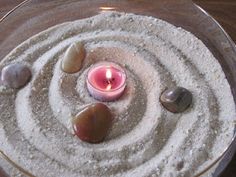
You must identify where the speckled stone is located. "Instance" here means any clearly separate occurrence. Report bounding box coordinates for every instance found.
[72,103,113,143]
[1,63,32,89]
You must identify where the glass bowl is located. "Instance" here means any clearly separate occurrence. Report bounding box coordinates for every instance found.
[0,0,235,176]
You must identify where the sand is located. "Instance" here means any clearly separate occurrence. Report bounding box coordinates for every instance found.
[0,12,235,177]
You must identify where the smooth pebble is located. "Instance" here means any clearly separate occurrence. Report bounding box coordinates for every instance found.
[72,103,112,143]
[61,41,86,73]
[160,87,192,113]
[1,63,31,89]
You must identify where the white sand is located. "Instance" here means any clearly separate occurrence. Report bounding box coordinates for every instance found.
[0,12,235,177]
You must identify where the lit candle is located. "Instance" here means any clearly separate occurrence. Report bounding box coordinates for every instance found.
[86,62,126,102]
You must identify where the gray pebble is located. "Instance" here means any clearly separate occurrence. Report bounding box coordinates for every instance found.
[160,87,192,113]
[1,63,32,89]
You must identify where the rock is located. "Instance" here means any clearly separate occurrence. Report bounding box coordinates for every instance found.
[61,42,86,74]
[72,103,112,143]
[160,87,192,113]
[1,63,31,89]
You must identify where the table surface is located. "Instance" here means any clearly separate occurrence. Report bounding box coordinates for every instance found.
[0,0,235,177]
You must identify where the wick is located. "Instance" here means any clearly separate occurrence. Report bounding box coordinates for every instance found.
[106,80,112,90]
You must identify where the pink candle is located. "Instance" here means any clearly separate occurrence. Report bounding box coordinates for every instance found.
[86,62,126,102]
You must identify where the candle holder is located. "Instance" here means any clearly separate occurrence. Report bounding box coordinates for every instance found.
[86,62,126,102]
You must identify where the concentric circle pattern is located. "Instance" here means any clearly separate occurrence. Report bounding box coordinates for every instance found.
[0,12,235,177]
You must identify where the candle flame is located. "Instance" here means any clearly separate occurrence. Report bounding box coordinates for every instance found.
[106,69,112,80]
[99,7,115,10]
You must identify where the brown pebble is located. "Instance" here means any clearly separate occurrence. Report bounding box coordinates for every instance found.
[61,42,86,74]
[160,87,192,113]
[72,103,112,143]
